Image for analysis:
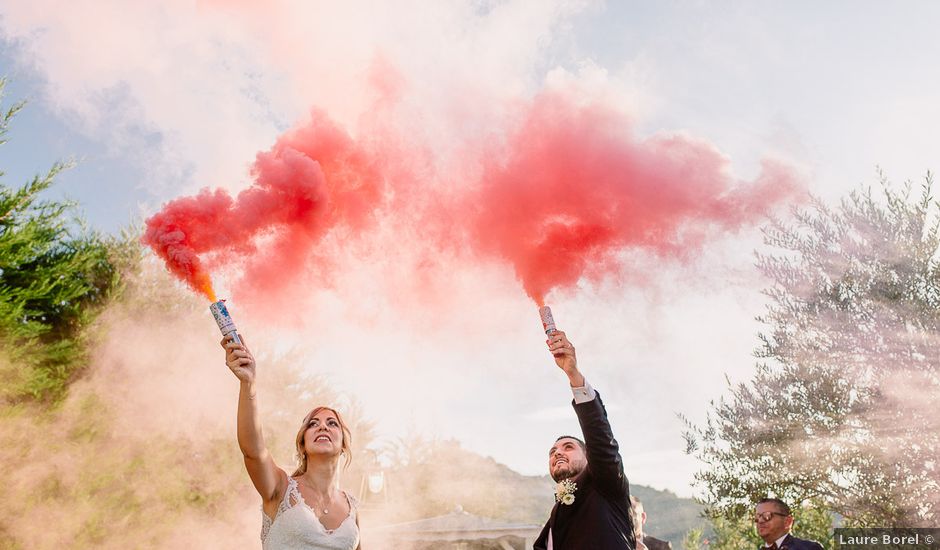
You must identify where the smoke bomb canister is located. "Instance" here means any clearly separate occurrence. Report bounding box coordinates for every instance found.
[539,306,556,335]
[209,300,242,344]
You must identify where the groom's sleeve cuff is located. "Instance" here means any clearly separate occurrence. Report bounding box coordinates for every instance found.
[571,379,596,403]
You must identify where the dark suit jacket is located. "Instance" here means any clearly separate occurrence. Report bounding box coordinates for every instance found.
[534,392,634,549]
[644,534,672,550]
[776,533,825,550]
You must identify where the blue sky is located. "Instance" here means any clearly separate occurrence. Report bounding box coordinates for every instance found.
[1,50,145,235]
[3,1,940,498]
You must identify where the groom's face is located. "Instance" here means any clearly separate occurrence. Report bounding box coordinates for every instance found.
[549,437,587,482]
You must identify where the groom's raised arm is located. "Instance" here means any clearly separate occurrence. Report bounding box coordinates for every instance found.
[547,330,629,500]
[573,384,629,499]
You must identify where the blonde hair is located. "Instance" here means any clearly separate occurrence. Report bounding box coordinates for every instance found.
[292,406,353,476]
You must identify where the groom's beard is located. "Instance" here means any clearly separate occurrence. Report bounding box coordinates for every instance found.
[551,463,583,482]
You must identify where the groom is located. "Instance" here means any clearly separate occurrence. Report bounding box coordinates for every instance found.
[533,328,635,550]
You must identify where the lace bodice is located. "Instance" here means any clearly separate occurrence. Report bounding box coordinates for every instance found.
[261,477,359,550]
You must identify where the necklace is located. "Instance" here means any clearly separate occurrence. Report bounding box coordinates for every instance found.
[297,477,335,515]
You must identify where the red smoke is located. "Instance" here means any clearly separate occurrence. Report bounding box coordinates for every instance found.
[144,89,802,308]
[143,109,381,301]
[469,92,802,304]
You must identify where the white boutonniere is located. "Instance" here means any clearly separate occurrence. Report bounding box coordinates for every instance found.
[555,479,577,505]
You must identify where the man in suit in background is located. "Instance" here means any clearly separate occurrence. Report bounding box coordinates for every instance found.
[533,327,634,550]
[631,496,672,550]
[755,498,824,550]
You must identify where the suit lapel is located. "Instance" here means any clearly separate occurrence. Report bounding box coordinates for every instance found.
[534,522,550,550]
[549,500,560,529]
[534,502,560,550]
[547,501,562,546]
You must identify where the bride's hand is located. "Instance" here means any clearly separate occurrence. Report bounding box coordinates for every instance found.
[221,336,255,383]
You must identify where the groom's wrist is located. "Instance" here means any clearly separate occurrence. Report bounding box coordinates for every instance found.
[566,370,585,388]
[570,377,595,403]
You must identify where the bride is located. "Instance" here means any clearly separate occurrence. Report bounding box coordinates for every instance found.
[223,336,361,549]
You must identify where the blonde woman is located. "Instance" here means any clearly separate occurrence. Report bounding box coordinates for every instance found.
[223,336,361,549]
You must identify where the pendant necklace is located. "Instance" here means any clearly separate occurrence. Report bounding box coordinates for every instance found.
[299,478,332,515]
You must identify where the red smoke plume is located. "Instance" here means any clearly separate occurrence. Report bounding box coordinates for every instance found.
[143,110,381,301]
[470,92,802,304]
[144,89,802,308]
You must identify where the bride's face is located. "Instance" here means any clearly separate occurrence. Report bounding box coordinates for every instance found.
[303,410,344,457]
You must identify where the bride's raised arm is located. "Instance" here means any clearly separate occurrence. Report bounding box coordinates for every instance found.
[222,336,285,506]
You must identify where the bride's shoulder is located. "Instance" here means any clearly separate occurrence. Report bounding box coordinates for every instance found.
[342,490,360,510]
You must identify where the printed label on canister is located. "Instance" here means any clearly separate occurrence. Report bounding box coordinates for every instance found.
[539,306,556,335]
[210,301,237,335]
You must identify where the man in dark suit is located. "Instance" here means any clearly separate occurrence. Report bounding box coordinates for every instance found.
[630,496,672,550]
[533,328,634,550]
[755,498,824,550]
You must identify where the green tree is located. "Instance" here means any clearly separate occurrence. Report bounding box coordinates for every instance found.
[688,502,832,550]
[0,78,123,402]
[684,174,940,527]
[682,525,706,550]
[705,513,759,550]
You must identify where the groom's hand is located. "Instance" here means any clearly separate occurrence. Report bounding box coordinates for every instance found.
[547,330,584,387]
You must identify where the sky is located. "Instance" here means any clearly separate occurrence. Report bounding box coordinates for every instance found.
[2,1,940,499]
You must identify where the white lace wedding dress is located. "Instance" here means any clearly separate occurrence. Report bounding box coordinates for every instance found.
[261,477,360,550]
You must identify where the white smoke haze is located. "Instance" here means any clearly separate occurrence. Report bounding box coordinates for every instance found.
[12,1,940,545]
[0,260,430,547]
